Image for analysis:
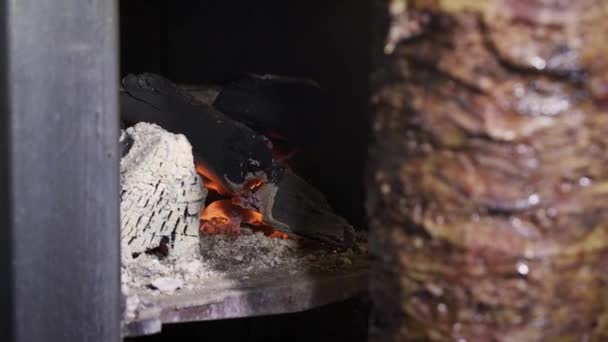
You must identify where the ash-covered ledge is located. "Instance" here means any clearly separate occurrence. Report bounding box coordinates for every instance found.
[119,75,368,338]
[118,122,368,337]
[122,234,368,338]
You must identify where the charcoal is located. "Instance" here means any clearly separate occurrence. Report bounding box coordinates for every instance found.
[254,169,356,247]
[212,74,325,145]
[119,129,134,157]
[369,1,608,340]
[121,73,282,195]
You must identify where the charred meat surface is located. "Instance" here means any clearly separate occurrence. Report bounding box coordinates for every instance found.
[369,0,608,341]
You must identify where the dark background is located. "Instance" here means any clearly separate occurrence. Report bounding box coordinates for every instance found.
[120,0,372,229]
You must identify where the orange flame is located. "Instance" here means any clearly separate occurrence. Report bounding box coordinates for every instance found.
[200,199,263,225]
[195,161,231,195]
[195,161,289,239]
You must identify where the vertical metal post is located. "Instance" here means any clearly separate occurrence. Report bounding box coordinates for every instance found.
[0,0,121,341]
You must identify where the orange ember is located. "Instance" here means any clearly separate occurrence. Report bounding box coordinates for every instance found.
[269,231,290,239]
[199,200,266,235]
[200,200,264,226]
[244,178,264,192]
[195,161,289,239]
[195,161,231,195]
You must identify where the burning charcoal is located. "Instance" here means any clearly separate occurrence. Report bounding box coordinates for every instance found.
[198,167,356,247]
[122,74,354,247]
[121,73,282,195]
[120,123,206,261]
[369,1,608,341]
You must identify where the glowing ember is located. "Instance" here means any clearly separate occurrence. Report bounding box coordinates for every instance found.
[201,217,241,235]
[195,162,288,238]
[200,200,264,228]
[195,161,231,195]
[244,178,264,192]
[268,231,290,239]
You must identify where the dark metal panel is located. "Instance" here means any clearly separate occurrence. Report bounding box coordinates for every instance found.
[1,0,121,341]
[0,1,15,340]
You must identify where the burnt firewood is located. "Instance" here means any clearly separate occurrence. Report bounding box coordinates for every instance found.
[120,123,206,262]
[121,73,282,195]
[270,169,355,245]
[369,1,608,341]
[248,169,356,247]
[212,74,325,145]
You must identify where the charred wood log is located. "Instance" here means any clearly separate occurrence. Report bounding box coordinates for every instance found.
[268,169,355,245]
[121,73,282,195]
[120,123,206,262]
[212,74,325,146]
[245,169,356,246]
[369,0,608,340]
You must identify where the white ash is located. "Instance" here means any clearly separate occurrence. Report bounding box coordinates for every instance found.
[119,122,206,261]
[124,290,141,321]
[122,231,367,320]
[198,232,302,272]
[122,233,303,293]
[122,238,203,291]
[150,277,184,294]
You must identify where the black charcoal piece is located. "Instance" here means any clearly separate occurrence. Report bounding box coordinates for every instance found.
[213,74,326,145]
[119,129,134,157]
[253,169,356,247]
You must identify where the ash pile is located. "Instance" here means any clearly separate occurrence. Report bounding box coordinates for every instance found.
[118,73,366,327]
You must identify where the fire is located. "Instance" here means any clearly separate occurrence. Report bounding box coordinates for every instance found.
[195,161,231,195]
[244,178,264,192]
[200,200,264,226]
[199,200,264,235]
[195,161,289,239]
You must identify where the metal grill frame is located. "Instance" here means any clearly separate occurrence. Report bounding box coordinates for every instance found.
[0,0,121,341]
